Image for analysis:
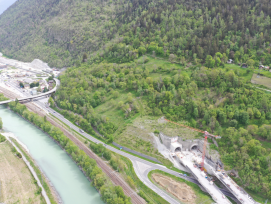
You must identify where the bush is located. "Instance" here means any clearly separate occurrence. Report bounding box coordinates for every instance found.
[127,176,135,189]
[0,134,6,143]
[36,187,42,194]
[110,159,118,171]
[154,130,160,134]
[103,151,111,160]
[16,152,22,158]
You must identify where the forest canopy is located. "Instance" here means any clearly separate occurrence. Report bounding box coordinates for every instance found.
[0,0,271,67]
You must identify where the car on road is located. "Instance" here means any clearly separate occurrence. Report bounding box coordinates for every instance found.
[79,129,84,133]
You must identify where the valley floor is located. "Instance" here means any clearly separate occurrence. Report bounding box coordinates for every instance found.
[0,141,44,204]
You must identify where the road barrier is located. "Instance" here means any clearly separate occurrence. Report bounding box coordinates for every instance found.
[112,142,162,164]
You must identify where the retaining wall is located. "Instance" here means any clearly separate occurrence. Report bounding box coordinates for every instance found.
[112,142,162,164]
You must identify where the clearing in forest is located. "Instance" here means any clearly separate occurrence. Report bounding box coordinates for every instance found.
[251,73,271,89]
[0,141,43,204]
[115,116,198,162]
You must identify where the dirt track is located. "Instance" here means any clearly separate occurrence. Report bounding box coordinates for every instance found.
[0,87,145,204]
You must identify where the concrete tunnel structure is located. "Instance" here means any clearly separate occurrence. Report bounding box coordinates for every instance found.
[160,132,201,152]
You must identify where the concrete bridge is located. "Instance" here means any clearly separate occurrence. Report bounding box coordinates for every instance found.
[0,78,58,105]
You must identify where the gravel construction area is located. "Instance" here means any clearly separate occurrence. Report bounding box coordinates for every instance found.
[0,142,43,204]
[152,173,196,203]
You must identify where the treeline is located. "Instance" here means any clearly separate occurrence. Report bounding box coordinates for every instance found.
[8,101,132,204]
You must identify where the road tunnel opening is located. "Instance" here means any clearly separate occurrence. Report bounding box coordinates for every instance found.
[191,145,198,150]
[175,147,182,152]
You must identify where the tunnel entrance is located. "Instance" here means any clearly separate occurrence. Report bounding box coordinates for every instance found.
[175,147,182,152]
[191,145,198,150]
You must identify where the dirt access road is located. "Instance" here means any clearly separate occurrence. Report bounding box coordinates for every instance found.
[0,87,145,204]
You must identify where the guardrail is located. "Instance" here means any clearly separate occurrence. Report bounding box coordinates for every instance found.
[112,142,162,164]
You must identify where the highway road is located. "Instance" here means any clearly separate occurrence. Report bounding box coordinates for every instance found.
[2,78,240,204]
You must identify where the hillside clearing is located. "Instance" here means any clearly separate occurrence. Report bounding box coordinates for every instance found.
[251,73,271,89]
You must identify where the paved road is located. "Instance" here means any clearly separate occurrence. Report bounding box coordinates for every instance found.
[0,78,58,105]
[4,79,240,204]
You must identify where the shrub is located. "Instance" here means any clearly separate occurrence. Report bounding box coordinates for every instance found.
[0,134,6,143]
[16,152,22,158]
[154,130,160,134]
[103,151,111,160]
[127,176,135,189]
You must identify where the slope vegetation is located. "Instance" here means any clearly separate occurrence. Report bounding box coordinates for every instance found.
[54,56,271,201]
[1,0,271,67]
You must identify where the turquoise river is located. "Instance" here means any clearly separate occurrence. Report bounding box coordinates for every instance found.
[0,106,104,204]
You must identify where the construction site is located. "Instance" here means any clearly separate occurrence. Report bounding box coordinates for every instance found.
[156,118,259,204]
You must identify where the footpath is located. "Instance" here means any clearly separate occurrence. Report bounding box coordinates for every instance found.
[3,135,51,204]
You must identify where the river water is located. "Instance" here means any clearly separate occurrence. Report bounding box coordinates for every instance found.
[0,106,104,204]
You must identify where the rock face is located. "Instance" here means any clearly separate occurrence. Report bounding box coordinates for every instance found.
[30,59,50,70]
[152,173,197,203]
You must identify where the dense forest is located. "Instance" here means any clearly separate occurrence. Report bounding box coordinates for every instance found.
[1,0,271,67]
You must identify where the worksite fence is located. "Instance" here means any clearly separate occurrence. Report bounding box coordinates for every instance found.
[112,142,162,164]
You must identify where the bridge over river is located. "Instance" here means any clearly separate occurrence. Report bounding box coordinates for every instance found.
[0,79,58,105]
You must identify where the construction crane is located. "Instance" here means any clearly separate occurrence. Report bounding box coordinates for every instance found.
[164,119,221,139]
[201,131,208,171]
[165,119,221,171]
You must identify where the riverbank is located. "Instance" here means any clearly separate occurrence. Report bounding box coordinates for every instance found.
[0,138,46,204]
[8,134,60,204]
[0,86,145,203]
[0,105,105,204]
[7,101,140,203]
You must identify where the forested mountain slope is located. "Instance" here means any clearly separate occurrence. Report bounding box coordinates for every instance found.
[1,0,271,67]
[0,0,129,67]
